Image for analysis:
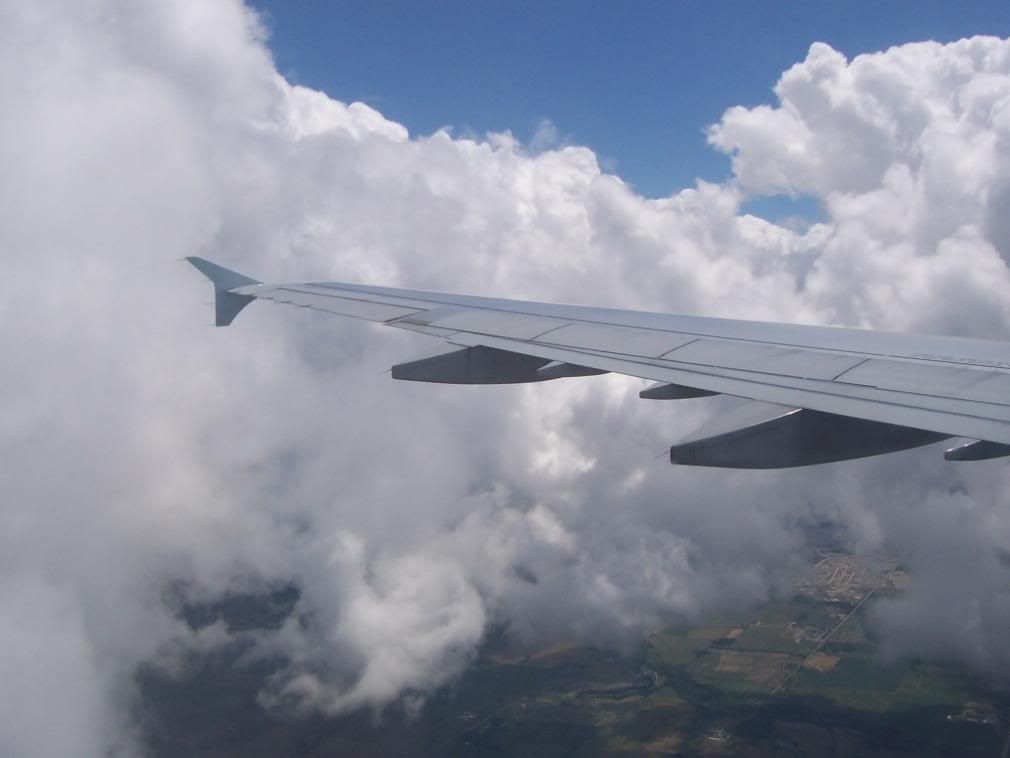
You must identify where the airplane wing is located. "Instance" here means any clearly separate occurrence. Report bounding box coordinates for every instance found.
[186,256,1010,468]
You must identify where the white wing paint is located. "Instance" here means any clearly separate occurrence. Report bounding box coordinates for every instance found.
[187,257,1010,468]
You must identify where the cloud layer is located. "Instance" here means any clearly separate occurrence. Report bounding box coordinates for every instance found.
[4,3,1010,754]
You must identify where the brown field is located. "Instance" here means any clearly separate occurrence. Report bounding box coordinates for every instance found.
[713,650,795,686]
[803,653,841,672]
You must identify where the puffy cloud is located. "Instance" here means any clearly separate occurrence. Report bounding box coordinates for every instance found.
[4,2,1010,754]
[711,38,1010,333]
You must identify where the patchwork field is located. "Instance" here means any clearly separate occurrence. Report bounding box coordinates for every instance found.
[141,551,1008,757]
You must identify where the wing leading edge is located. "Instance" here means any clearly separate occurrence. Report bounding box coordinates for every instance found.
[186,256,1010,468]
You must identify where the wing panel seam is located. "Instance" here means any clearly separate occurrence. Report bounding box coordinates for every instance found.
[268,283,1010,369]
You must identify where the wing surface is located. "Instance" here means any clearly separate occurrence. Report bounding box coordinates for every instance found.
[188,257,1010,467]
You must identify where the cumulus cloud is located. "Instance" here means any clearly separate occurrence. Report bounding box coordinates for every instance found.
[4,2,1010,754]
[709,38,1010,332]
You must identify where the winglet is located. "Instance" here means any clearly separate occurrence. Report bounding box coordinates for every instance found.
[185,257,260,326]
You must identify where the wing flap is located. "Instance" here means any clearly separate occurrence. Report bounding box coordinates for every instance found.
[662,338,865,380]
[836,357,1010,405]
[423,309,568,340]
[536,322,697,358]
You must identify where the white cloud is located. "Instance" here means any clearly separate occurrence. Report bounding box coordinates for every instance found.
[4,2,1010,754]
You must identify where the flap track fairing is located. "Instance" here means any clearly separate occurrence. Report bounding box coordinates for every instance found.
[639,381,718,400]
[536,361,608,380]
[670,404,950,468]
[392,345,553,384]
[943,440,1010,461]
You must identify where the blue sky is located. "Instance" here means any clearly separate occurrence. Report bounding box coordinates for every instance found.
[252,1,1010,204]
